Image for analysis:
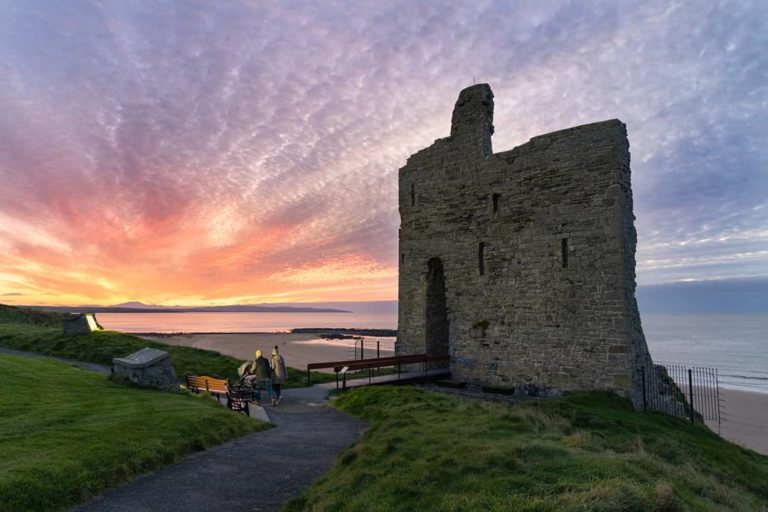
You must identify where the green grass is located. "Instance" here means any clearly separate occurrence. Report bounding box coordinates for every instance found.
[287,386,768,511]
[0,323,246,381]
[0,304,336,386]
[0,353,269,511]
[0,304,62,327]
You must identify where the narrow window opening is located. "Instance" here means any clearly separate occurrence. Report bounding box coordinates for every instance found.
[410,183,415,207]
[478,242,485,275]
[492,193,500,214]
[400,253,405,264]
[561,238,569,268]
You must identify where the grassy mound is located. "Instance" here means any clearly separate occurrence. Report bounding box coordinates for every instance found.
[0,323,246,381]
[0,304,335,386]
[287,387,768,511]
[0,304,62,327]
[0,353,269,511]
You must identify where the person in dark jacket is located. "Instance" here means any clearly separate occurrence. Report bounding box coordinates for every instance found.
[243,350,272,404]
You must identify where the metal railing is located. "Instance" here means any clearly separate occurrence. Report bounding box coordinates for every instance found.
[306,354,448,386]
[352,338,396,360]
[641,363,721,431]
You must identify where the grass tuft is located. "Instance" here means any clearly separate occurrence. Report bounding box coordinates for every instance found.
[0,304,63,327]
[287,386,768,511]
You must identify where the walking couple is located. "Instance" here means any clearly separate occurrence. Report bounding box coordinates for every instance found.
[239,346,288,406]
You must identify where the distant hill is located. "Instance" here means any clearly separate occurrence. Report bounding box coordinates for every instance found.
[11,277,767,318]
[112,301,157,309]
[271,301,398,314]
[109,300,397,314]
[22,304,351,314]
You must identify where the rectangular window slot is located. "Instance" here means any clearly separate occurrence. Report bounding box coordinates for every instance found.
[479,242,485,275]
[410,183,415,206]
[561,238,569,268]
[492,193,500,213]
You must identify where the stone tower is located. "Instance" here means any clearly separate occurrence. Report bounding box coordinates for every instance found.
[397,84,654,408]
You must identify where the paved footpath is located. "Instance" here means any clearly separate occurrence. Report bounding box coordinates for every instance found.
[0,346,111,374]
[76,385,366,512]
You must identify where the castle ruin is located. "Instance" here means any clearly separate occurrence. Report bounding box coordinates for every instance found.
[397,84,654,408]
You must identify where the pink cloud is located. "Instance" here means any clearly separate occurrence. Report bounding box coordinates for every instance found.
[0,0,765,304]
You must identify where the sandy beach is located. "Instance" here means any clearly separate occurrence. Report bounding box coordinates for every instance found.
[141,332,766,455]
[707,388,768,455]
[139,332,395,373]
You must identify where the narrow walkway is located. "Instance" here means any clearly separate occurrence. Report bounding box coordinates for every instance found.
[0,346,111,374]
[1,347,371,510]
[314,367,450,391]
[76,385,367,512]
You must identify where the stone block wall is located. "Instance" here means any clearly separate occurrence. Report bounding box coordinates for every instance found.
[397,84,654,407]
[62,313,102,335]
[113,348,178,392]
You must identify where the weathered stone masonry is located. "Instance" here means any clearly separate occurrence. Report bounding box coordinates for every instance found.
[397,84,654,408]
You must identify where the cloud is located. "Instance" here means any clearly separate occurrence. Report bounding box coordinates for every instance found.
[0,0,765,303]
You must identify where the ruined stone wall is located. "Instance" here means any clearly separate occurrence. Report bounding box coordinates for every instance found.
[397,84,654,407]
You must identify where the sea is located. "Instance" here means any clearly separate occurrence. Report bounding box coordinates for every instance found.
[97,312,767,394]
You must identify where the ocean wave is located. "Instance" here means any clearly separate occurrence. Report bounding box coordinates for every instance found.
[721,373,768,381]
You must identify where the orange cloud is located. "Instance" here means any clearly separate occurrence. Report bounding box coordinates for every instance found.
[2,0,765,306]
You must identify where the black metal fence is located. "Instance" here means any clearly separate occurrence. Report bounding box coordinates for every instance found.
[640,363,721,431]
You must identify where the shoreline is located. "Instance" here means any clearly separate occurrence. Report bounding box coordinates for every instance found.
[131,328,397,337]
[718,385,768,396]
[134,331,305,336]
[138,332,395,373]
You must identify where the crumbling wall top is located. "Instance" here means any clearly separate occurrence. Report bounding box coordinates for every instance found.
[450,83,494,158]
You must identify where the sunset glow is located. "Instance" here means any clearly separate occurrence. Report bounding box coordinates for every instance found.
[1,1,766,306]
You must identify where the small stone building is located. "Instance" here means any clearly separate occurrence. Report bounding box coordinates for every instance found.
[62,313,103,335]
[113,348,177,391]
[397,84,655,408]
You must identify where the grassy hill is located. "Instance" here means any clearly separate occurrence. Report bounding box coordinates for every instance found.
[0,353,268,511]
[0,303,334,385]
[0,321,247,381]
[0,303,63,326]
[287,386,768,511]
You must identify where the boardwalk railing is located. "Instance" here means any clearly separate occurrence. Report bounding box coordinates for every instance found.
[640,363,721,430]
[306,354,448,387]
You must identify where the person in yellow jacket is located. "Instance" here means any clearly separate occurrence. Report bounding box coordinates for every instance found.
[270,346,288,406]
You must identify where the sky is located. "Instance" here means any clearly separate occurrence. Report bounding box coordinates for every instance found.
[0,0,766,306]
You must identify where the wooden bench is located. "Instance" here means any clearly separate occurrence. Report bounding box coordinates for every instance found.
[185,375,228,401]
[185,375,252,416]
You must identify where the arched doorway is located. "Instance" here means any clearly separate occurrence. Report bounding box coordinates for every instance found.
[426,258,449,363]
